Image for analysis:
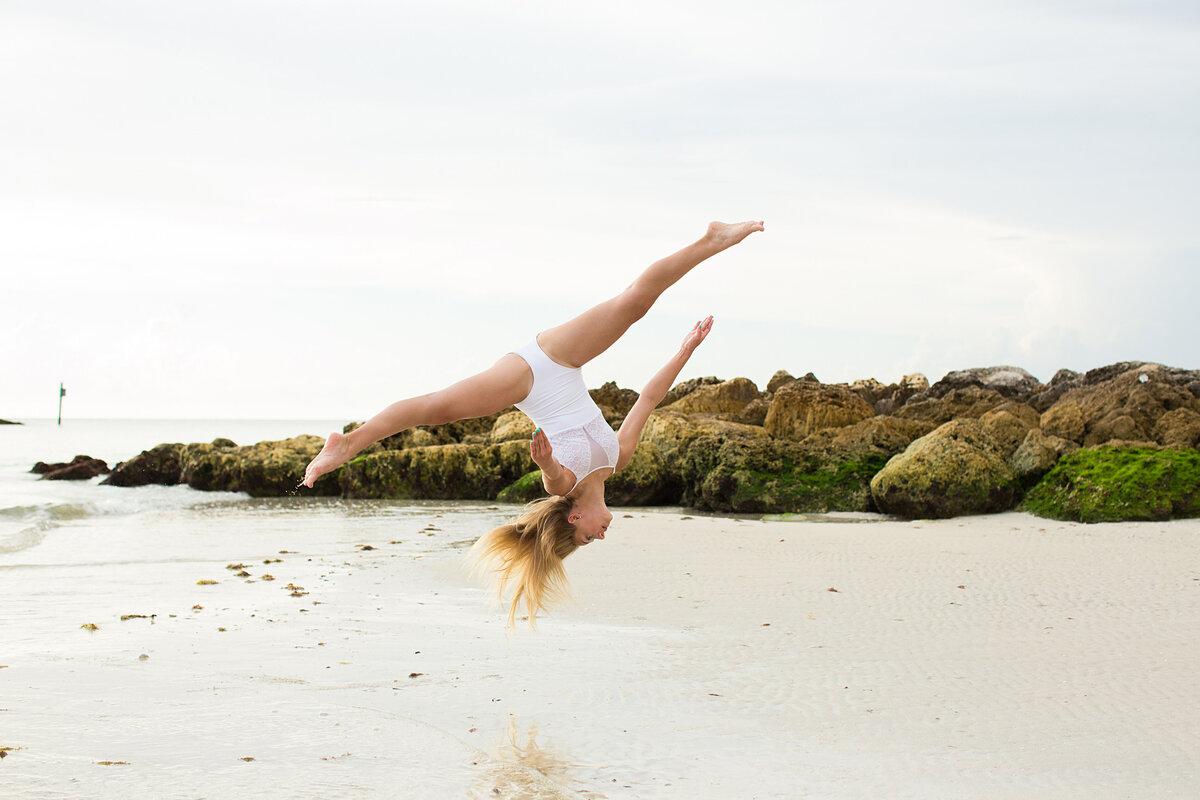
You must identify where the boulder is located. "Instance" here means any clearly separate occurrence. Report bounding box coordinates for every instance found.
[766,370,797,394]
[664,377,762,416]
[1021,446,1200,522]
[849,377,890,406]
[640,410,768,468]
[490,411,535,443]
[980,409,1034,459]
[1009,428,1078,489]
[211,437,237,448]
[179,435,341,497]
[870,419,1019,519]
[679,417,933,514]
[339,440,534,500]
[1040,401,1085,443]
[590,381,639,424]
[1029,368,1083,412]
[893,386,1007,426]
[682,435,888,514]
[764,382,875,440]
[660,376,723,408]
[605,442,682,505]
[495,470,546,504]
[1153,407,1200,448]
[0,418,21,425]
[1045,365,1200,447]
[737,397,770,426]
[102,443,185,487]
[38,455,110,481]
[915,366,1041,404]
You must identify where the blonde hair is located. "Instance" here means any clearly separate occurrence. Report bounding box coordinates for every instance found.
[469,495,579,628]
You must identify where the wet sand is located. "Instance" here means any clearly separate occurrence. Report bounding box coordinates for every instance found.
[2,504,1198,798]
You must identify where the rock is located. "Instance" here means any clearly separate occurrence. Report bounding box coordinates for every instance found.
[38,455,110,481]
[640,410,768,469]
[870,419,1019,519]
[664,377,762,416]
[766,370,797,394]
[605,442,682,505]
[660,376,723,407]
[589,381,639,424]
[211,437,237,448]
[764,382,875,441]
[1021,446,1200,522]
[682,436,888,514]
[495,470,545,504]
[102,444,185,486]
[915,366,1041,403]
[490,411,535,443]
[1045,364,1200,447]
[679,417,933,514]
[848,378,890,406]
[1153,407,1200,448]
[980,409,1034,459]
[181,435,341,497]
[0,418,21,425]
[1009,428,1077,489]
[737,397,770,427]
[1040,401,1085,443]
[339,441,534,500]
[893,386,1007,426]
[1029,368,1083,412]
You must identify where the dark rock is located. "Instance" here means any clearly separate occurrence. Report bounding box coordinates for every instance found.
[1029,368,1083,412]
[0,418,21,425]
[764,382,875,441]
[38,455,110,481]
[893,386,1008,426]
[102,444,185,486]
[870,419,1019,519]
[1043,364,1200,448]
[848,378,890,406]
[589,381,639,424]
[1021,446,1200,522]
[766,370,797,394]
[211,437,237,448]
[737,397,770,427]
[913,366,1041,404]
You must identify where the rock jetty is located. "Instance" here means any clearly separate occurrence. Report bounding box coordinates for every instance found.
[92,361,1200,522]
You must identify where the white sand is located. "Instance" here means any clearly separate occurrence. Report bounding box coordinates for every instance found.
[2,505,1198,799]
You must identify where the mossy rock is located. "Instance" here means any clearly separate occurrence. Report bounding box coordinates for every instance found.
[605,442,682,505]
[496,470,544,504]
[681,435,888,513]
[1020,446,1200,523]
[179,436,341,497]
[102,443,185,487]
[870,420,1019,519]
[339,440,534,499]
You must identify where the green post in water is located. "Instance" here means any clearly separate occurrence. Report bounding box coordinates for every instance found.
[57,382,66,426]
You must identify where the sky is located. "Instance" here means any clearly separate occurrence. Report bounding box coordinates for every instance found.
[2,0,1197,419]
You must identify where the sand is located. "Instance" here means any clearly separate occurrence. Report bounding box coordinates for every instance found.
[2,504,1198,799]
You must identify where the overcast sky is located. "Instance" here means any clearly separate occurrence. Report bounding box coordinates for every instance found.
[3,0,1197,420]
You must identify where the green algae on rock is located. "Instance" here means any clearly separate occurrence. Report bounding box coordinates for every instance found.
[338,441,534,500]
[1020,446,1200,523]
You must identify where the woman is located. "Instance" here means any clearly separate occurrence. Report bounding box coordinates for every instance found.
[302,220,764,624]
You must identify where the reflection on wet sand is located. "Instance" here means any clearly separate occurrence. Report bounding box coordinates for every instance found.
[467,716,604,800]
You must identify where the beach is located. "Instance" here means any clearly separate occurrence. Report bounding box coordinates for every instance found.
[3,421,1198,799]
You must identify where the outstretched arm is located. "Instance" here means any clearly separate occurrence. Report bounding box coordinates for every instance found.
[616,316,714,470]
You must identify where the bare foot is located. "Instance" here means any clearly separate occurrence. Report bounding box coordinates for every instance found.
[302,431,353,488]
[705,220,764,250]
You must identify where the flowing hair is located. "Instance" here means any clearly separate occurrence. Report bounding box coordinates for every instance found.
[469,495,579,628]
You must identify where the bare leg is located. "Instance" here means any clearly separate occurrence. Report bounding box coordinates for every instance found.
[302,354,533,487]
[537,220,764,368]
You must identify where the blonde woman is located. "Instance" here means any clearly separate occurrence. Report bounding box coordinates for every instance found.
[302,220,764,623]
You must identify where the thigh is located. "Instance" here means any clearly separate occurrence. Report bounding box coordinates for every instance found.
[536,287,649,368]
[429,353,534,423]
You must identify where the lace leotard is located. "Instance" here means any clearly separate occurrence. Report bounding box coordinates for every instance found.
[511,336,619,493]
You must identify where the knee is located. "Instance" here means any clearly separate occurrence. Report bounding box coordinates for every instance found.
[621,283,655,321]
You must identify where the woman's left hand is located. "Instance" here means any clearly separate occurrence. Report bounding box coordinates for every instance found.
[681,315,714,353]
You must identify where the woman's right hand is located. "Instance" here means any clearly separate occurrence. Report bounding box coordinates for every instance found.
[530,428,559,475]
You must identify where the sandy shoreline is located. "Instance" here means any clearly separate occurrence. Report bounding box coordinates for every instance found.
[2,504,1198,798]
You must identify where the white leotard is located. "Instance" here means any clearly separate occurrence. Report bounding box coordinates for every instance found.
[511,336,619,492]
